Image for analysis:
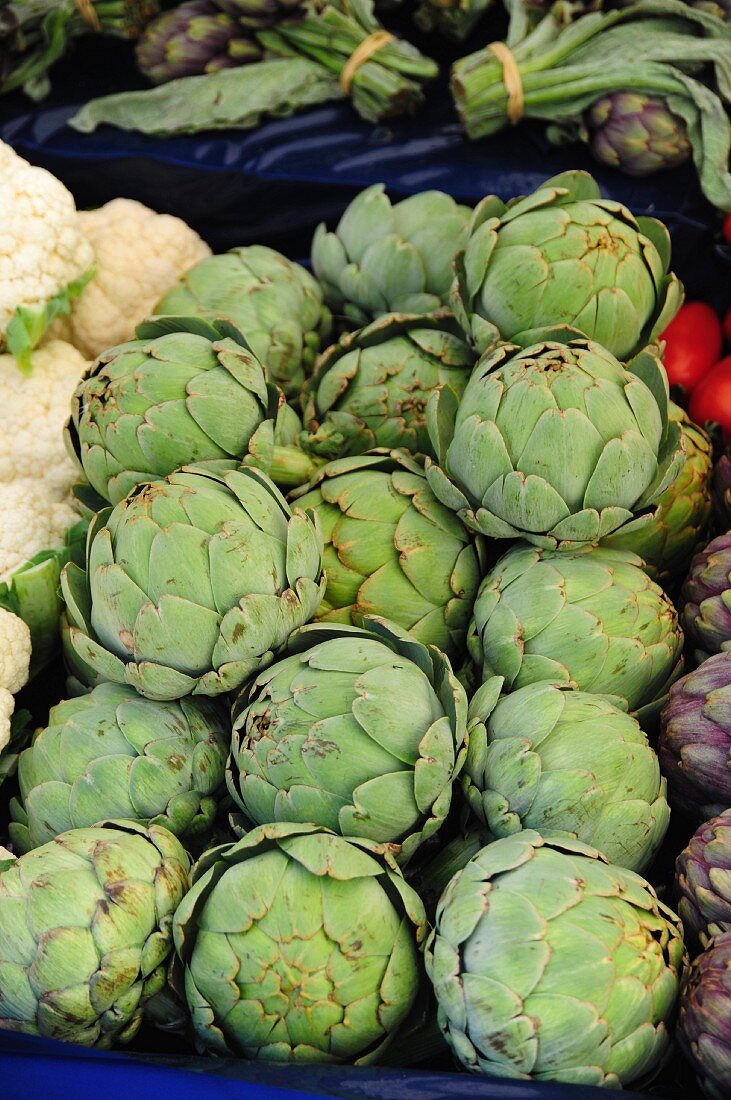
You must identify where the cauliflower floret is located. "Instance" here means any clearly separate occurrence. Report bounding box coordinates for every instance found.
[0,340,87,499]
[0,481,79,585]
[58,198,211,358]
[0,141,94,354]
[0,607,31,752]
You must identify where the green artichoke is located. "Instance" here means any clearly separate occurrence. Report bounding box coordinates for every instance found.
[467,542,684,719]
[9,683,230,852]
[451,170,682,359]
[0,820,189,1047]
[302,311,474,461]
[173,821,427,1062]
[291,449,485,659]
[424,831,687,1086]
[154,246,332,398]
[600,403,712,587]
[311,185,471,325]
[66,317,314,506]
[61,465,325,701]
[464,679,669,872]
[426,336,683,549]
[228,617,469,862]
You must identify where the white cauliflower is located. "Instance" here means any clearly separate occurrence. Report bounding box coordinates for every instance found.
[0,481,79,585]
[0,339,89,702]
[0,607,31,753]
[57,198,211,358]
[0,339,87,500]
[0,140,94,366]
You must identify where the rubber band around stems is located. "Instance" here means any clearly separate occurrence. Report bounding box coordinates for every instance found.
[75,0,103,32]
[340,30,395,93]
[487,41,524,125]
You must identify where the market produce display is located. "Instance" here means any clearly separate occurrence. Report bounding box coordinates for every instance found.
[3,144,731,1099]
[12,0,726,210]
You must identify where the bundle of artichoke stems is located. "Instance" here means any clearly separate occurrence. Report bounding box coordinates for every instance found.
[452,0,731,210]
[70,0,438,131]
[0,0,160,98]
[1,168,715,1088]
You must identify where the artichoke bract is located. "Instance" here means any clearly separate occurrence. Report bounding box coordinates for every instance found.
[600,403,712,587]
[9,683,230,852]
[681,534,731,661]
[584,93,692,177]
[173,822,427,1062]
[659,654,731,823]
[468,543,684,719]
[302,311,474,462]
[426,336,684,549]
[66,316,312,506]
[424,831,687,1086]
[451,170,682,359]
[291,450,485,659]
[228,618,469,863]
[61,465,325,701]
[311,185,471,325]
[154,246,332,398]
[676,811,731,951]
[0,821,189,1047]
[464,680,669,872]
[678,933,731,1100]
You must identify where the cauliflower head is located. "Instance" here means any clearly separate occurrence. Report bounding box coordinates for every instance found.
[0,141,94,368]
[0,607,31,753]
[0,481,79,586]
[58,198,211,358]
[0,340,87,499]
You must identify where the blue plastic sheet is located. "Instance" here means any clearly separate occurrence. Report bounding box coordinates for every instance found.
[0,39,725,307]
[0,1031,655,1100]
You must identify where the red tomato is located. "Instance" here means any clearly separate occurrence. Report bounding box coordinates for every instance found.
[661,302,723,393]
[724,212,731,246]
[724,305,731,346]
[689,356,731,440]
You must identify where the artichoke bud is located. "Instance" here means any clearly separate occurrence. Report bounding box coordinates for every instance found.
[228,616,469,862]
[302,310,475,462]
[452,169,683,360]
[173,822,426,1062]
[0,820,190,1048]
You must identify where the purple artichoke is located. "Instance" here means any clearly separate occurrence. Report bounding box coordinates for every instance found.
[584,93,691,177]
[713,451,731,532]
[678,933,731,1100]
[681,533,731,661]
[136,0,260,84]
[676,811,731,951]
[659,654,731,823]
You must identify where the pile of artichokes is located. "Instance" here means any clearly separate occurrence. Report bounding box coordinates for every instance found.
[4,166,731,1097]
